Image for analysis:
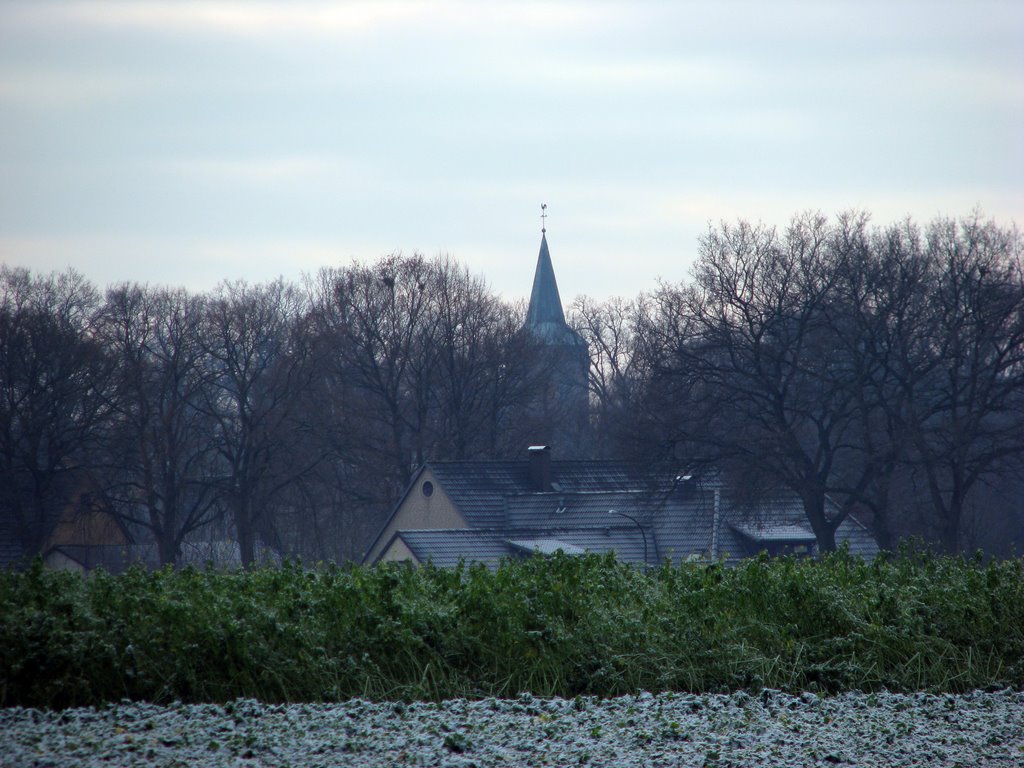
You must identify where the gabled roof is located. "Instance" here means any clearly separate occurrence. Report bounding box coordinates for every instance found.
[366,461,881,567]
[427,460,678,529]
[505,490,657,528]
[388,529,513,568]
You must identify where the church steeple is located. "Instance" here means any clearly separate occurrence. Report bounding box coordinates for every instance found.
[519,206,590,456]
[526,232,568,328]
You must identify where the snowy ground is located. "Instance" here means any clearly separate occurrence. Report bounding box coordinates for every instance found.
[3,689,1023,767]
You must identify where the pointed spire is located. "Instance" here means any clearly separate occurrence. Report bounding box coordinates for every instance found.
[526,231,567,327]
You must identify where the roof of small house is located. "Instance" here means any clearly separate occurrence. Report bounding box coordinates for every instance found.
[0,467,130,570]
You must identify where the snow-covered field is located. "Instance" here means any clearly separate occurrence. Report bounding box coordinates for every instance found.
[3,689,1023,767]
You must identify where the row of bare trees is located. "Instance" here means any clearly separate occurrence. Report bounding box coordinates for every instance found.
[1,257,554,567]
[2,211,1021,565]
[571,212,1024,553]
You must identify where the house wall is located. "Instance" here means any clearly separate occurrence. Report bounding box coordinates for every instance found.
[49,507,129,548]
[363,467,468,563]
[378,536,420,564]
[44,548,86,573]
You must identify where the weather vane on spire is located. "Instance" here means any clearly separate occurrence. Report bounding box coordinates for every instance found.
[541,203,547,234]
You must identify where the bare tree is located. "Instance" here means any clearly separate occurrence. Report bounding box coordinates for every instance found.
[568,295,653,458]
[894,215,1024,552]
[821,216,937,548]
[321,254,434,488]
[652,213,880,551]
[428,257,533,459]
[0,267,112,557]
[98,284,220,566]
[202,279,319,566]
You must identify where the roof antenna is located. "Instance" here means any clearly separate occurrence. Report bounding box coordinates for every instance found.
[541,203,547,234]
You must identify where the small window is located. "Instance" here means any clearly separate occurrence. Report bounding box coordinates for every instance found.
[421,481,434,497]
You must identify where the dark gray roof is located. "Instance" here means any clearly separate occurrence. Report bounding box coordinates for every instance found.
[428,460,677,529]
[395,525,651,569]
[731,522,817,542]
[505,490,656,528]
[373,464,880,567]
[506,538,587,556]
[395,529,512,568]
[545,527,649,565]
[653,478,879,562]
[834,515,879,557]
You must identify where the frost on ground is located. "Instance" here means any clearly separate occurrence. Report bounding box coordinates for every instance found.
[3,690,1023,767]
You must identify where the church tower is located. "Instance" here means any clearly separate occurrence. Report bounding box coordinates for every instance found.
[521,209,590,456]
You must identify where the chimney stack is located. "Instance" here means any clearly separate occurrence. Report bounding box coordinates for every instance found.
[527,445,552,492]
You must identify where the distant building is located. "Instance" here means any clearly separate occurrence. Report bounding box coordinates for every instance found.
[519,227,590,456]
[362,445,878,568]
[0,468,136,573]
[363,217,878,568]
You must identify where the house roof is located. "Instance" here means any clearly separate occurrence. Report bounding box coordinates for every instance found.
[731,522,818,543]
[368,461,881,568]
[504,490,658,528]
[394,529,513,567]
[427,459,678,529]
[393,525,652,569]
[506,538,587,557]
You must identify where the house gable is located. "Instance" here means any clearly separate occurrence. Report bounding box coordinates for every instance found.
[362,466,470,564]
[378,534,422,565]
[48,503,130,549]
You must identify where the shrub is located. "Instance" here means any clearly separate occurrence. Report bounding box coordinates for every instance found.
[0,551,1021,708]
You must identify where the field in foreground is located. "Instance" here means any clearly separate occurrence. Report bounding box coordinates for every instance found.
[4,691,1024,767]
[2,551,1023,709]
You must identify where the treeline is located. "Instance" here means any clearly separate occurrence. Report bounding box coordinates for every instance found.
[3,551,1023,708]
[1,255,562,567]
[1,211,1022,564]
[573,211,1024,554]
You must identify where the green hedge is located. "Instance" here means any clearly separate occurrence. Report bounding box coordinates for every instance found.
[2,551,1023,708]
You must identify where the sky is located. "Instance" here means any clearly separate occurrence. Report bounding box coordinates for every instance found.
[0,1,1021,303]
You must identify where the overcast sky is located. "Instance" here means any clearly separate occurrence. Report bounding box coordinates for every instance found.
[1,1,1021,302]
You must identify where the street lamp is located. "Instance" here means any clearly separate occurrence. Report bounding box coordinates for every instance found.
[608,509,648,570]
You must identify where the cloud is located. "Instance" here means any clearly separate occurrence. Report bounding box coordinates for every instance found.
[0,234,357,291]
[0,70,141,110]
[153,155,362,185]
[9,1,603,39]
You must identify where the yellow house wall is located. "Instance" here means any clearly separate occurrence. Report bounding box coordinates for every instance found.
[49,508,128,548]
[44,549,86,573]
[364,467,468,564]
[378,537,420,564]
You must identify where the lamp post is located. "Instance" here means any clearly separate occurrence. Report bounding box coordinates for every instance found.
[608,509,648,571]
